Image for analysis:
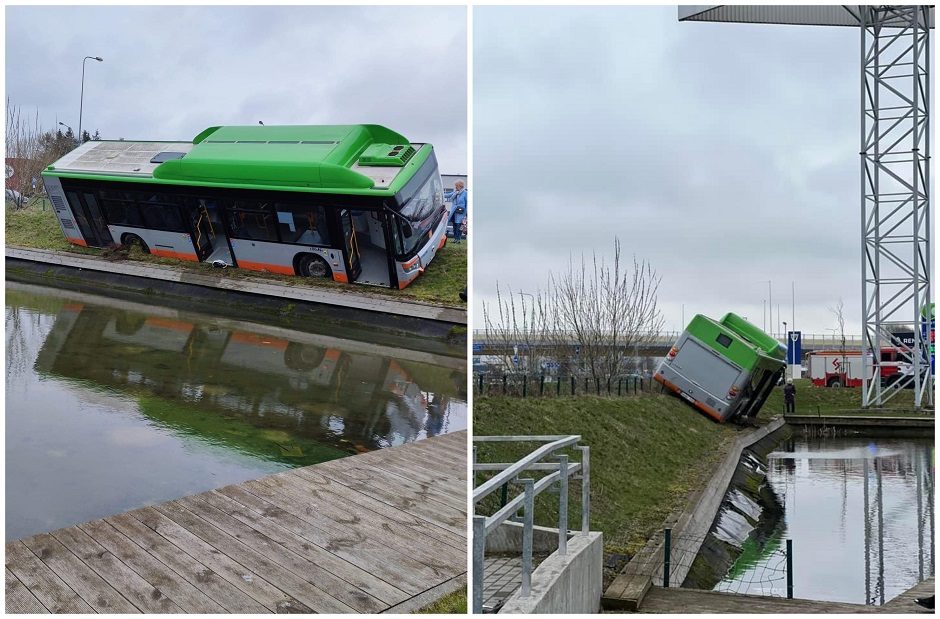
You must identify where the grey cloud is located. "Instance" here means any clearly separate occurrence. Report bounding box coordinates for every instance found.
[474,6,868,334]
[6,5,466,172]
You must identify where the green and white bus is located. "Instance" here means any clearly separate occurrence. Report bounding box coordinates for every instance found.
[655,313,786,423]
[41,124,449,289]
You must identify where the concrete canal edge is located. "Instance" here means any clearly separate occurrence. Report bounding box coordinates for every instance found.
[6,246,467,324]
[602,417,789,611]
[786,414,935,438]
[6,247,467,349]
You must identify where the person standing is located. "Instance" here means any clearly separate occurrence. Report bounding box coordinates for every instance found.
[783,379,796,413]
[449,180,467,243]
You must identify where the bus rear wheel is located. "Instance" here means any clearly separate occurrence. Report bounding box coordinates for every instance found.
[827,377,843,388]
[122,233,150,254]
[297,254,331,279]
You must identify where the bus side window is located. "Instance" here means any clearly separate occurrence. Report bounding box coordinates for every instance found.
[276,204,330,246]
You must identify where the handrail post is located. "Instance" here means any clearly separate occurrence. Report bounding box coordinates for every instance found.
[520,478,535,597]
[557,454,569,556]
[577,445,591,534]
[472,445,477,489]
[663,528,672,587]
[472,515,486,613]
[786,539,793,599]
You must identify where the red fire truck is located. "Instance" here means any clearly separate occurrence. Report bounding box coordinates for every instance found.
[808,348,903,387]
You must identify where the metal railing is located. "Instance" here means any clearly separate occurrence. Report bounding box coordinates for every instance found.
[472,435,591,614]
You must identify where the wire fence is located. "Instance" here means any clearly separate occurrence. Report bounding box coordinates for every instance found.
[474,372,653,398]
[622,529,794,599]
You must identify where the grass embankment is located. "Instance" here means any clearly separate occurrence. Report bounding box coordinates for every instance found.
[6,200,467,307]
[415,589,467,613]
[761,378,929,418]
[474,393,742,559]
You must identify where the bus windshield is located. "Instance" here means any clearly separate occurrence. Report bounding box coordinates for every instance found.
[397,168,444,255]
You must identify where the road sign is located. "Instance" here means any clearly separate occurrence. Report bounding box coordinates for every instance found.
[787,331,802,365]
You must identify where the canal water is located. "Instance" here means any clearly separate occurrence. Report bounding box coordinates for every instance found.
[6,281,466,541]
[716,435,934,605]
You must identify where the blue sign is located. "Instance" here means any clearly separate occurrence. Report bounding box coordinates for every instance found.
[472,341,483,353]
[787,331,802,365]
[922,311,935,376]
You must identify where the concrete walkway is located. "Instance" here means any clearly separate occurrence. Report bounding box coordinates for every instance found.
[7,246,466,324]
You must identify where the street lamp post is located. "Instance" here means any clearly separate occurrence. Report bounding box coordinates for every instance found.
[78,56,103,145]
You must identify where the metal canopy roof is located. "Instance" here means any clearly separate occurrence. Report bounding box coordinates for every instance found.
[678,5,934,28]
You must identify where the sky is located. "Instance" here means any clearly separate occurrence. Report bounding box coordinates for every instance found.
[473,5,921,336]
[5,5,467,174]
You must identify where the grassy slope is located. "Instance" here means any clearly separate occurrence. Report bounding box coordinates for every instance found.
[474,393,742,556]
[6,200,466,307]
[761,378,928,418]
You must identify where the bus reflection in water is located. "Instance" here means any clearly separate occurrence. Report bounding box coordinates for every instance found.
[35,301,466,464]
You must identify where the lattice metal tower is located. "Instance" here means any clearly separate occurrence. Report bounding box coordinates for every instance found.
[860,6,931,408]
[680,5,933,408]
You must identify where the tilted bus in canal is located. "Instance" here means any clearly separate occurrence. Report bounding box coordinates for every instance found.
[655,313,786,423]
[41,124,448,289]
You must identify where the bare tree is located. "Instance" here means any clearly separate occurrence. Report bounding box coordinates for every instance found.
[5,101,46,209]
[549,238,664,384]
[829,298,848,382]
[480,238,665,392]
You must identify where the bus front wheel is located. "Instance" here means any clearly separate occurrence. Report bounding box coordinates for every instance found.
[297,254,331,279]
[122,233,150,254]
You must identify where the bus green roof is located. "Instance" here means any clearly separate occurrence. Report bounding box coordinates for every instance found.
[687,313,785,369]
[43,124,432,196]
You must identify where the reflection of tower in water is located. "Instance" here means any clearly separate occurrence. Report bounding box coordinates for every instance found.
[863,446,935,606]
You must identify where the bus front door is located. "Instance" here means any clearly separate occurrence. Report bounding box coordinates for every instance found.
[66,191,113,247]
[340,210,362,282]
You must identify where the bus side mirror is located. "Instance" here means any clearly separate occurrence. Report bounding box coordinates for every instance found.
[402,222,413,238]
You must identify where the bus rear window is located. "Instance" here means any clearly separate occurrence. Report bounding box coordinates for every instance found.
[716,333,733,348]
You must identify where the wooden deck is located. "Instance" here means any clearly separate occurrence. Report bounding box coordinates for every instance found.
[5,431,467,614]
[637,577,934,614]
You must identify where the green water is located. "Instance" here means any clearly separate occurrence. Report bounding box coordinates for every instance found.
[6,281,466,541]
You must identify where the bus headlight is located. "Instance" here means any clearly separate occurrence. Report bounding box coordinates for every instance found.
[402,256,422,273]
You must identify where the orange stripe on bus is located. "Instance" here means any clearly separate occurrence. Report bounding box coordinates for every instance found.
[63,303,85,312]
[144,317,194,333]
[150,248,199,262]
[332,272,348,283]
[324,349,342,361]
[437,235,447,250]
[68,238,87,247]
[230,331,290,350]
[237,260,295,275]
[655,374,725,422]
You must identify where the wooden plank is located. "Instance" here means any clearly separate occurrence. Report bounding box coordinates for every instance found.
[151,501,355,614]
[257,472,464,569]
[50,526,184,613]
[5,542,93,613]
[20,533,139,613]
[175,494,384,613]
[316,456,466,512]
[198,490,409,606]
[251,473,461,575]
[215,483,428,596]
[366,451,466,495]
[232,479,444,594]
[77,519,226,614]
[291,466,466,543]
[639,586,885,613]
[126,507,298,612]
[5,568,49,614]
[104,513,267,613]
